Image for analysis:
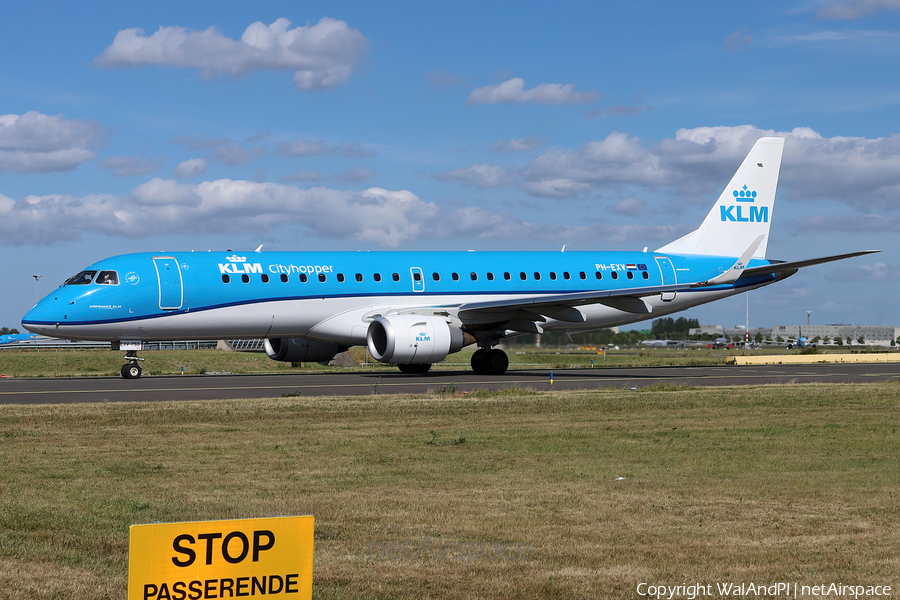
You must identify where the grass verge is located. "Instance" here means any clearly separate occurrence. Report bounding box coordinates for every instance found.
[1,383,899,598]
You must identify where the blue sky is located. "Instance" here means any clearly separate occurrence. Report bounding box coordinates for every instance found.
[1,0,898,331]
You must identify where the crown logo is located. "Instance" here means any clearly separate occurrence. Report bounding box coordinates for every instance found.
[226,255,247,262]
[733,185,757,202]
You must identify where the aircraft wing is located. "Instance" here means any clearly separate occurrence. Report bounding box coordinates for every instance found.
[740,250,880,278]
[440,281,697,326]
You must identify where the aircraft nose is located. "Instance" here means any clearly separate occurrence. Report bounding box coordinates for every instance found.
[22,297,62,334]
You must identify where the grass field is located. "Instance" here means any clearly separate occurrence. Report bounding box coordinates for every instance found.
[0,345,893,377]
[1,382,899,599]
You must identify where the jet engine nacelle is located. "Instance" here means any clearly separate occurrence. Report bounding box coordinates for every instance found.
[264,337,342,363]
[367,315,468,364]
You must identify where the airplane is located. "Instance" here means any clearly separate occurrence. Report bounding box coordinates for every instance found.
[786,326,812,350]
[0,332,43,345]
[22,137,878,379]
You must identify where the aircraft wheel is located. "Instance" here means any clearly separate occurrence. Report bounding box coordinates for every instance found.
[397,363,432,375]
[121,363,142,379]
[483,349,509,375]
[471,349,488,375]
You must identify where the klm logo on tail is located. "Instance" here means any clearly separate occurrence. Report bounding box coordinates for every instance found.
[720,185,768,223]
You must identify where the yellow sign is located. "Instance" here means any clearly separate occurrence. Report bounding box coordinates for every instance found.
[128,515,314,600]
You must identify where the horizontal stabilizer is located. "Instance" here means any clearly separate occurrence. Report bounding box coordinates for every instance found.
[741,250,881,278]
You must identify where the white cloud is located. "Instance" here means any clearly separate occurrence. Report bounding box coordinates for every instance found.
[0,179,613,248]
[467,78,599,105]
[435,164,512,188]
[98,155,161,177]
[172,158,207,179]
[724,28,754,51]
[212,143,264,166]
[491,135,546,153]
[516,125,900,210]
[95,17,369,91]
[0,112,103,173]
[277,139,376,158]
[817,0,900,19]
[334,167,375,182]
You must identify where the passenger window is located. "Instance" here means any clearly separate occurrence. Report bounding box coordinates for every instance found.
[563,272,570,280]
[452,272,460,281]
[520,272,527,280]
[242,274,250,283]
[280,274,288,283]
[299,273,308,283]
[487,272,494,281]
[374,273,382,282]
[319,273,327,282]
[356,273,363,282]
[413,272,421,281]
[611,272,618,280]
[432,272,440,281]
[392,273,400,282]
[96,271,118,285]
[595,272,602,280]
[261,274,270,283]
[534,272,541,281]
[550,272,557,280]
[643,271,649,279]
[504,272,511,281]
[627,271,634,279]
[470,272,477,281]
[337,273,345,282]
[222,274,231,284]
[65,270,97,285]
[579,272,586,280]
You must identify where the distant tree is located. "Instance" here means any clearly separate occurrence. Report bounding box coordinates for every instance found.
[0,327,19,335]
[891,338,896,347]
[858,336,866,345]
[754,332,764,344]
[766,335,772,342]
[811,336,821,344]
[835,337,844,346]
[823,336,830,345]
[776,335,784,343]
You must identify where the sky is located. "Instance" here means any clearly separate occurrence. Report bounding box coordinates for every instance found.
[1,0,899,332]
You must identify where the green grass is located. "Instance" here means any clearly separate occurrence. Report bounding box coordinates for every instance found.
[1,382,899,598]
[3,345,893,378]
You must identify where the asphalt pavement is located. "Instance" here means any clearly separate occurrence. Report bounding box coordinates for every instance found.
[0,362,897,404]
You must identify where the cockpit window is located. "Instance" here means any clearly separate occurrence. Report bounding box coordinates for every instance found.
[96,271,119,285]
[65,270,97,285]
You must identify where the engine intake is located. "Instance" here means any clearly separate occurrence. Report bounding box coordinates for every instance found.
[264,337,342,363]
[367,315,470,364]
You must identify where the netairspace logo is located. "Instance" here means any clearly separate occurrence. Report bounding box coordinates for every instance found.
[635,582,893,599]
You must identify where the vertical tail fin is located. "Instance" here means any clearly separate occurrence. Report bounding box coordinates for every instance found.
[656,137,784,258]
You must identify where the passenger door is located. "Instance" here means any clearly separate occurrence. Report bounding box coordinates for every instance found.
[153,257,183,310]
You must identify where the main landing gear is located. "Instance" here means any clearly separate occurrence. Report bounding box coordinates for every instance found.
[121,351,144,379]
[471,348,509,375]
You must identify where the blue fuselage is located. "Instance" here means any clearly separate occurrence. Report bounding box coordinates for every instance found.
[22,250,779,343]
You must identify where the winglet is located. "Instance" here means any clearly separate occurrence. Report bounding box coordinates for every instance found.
[692,234,766,287]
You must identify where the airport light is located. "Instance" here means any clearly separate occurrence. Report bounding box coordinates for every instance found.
[32,275,42,303]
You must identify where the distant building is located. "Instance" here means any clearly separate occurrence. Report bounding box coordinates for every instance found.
[772,324,898,347]
[689,325,724,336]
[689,323,898,346]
